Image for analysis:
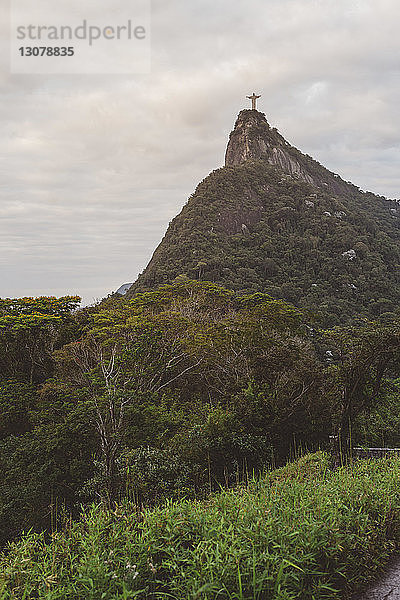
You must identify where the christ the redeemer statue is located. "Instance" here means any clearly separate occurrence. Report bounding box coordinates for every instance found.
[247,93,261,110]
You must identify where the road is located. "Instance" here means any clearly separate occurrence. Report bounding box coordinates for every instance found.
[353,557,400,599]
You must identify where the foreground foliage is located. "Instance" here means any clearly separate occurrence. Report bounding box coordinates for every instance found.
[1,453,400,599]
[0,283,399,547]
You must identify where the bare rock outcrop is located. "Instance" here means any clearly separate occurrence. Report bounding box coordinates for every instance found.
[225,110,314,185]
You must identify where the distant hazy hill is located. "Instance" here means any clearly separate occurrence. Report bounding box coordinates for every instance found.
[127,110,399,325]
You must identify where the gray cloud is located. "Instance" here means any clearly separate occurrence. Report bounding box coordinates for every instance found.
[1,0,399,304]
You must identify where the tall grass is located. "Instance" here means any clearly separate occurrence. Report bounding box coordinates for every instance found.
[1,452,400,599]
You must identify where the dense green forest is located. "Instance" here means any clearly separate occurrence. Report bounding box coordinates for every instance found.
[0,281,399,552]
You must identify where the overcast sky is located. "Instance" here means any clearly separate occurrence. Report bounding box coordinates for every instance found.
[1,0,400,305]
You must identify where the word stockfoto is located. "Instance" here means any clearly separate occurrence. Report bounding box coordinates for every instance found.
[16,20,146,46]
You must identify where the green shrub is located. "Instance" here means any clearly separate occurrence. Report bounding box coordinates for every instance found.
[2,453,400,599]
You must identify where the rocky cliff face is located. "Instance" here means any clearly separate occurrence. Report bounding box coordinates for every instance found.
[225,110,313,185]
[225,110,350,196]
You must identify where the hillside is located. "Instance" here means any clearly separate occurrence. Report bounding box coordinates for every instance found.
[127,110,400,325]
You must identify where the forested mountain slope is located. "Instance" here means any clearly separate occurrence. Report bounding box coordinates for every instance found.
[128,110,399,325]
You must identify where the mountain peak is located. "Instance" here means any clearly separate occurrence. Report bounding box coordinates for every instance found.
[126,108,399,324]
[225,109,314,185]
[225,109,270,167]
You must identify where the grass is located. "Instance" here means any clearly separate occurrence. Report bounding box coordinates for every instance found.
[1,452,400,599]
